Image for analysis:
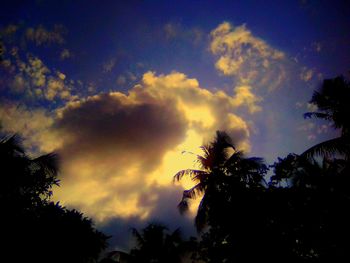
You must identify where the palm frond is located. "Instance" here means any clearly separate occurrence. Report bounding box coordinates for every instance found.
[33,152,60,176]
[131,228,144,246]
[0,134,25,155]
[225,150,244,166]
[191,170,209,182]
[173,169,191,182]
[302,137,350,159]
[214,131,235,149]
[177,182,204,215]
[183,182,204,199]
[174,169,207,183]
[243,157,267,171]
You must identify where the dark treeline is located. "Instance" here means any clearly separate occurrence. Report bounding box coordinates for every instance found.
[0,135,108,262]
[1,75,350,262]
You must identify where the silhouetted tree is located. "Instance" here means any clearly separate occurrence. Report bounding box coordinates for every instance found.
[176,126,350,262]
[101,223,194,263]
[303,76,350,159]
[175,131,271,262]
[0,134,108,262]
[174,131,267,232]
[268,153,350,261]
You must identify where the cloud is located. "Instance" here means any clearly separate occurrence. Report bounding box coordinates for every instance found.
[297,120,330,143]
[164,23,178,40]
[0,71,255,225]
[103,58,116,73]
[297,122,315,132]
[163,22,203,45]
[116,75,127,86]
[48,71,253,223]
[25,24,66,46]
[45,72,73,101]
[306,102,318,112]
[311,42,322,53]
[100,184,196,251]
[210,22,288,91]
[2,52,76,102]
[60,49,71,60]
[300,67,314,82]
[0,21,266,240]
[0,103,61,153]
[307,134,316,141]
[231,85,262,113]
[0,24,19,39]
[295,101,304,109]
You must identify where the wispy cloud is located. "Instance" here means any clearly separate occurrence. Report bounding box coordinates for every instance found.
[163,22,204,45]
[25,24,66,46]
[1,50,76,102]
[102,58,116,73]
[210,22,286,91]
[311,42,322,53]
[300,67,314,82]
[60,49,71,60]
[209,22,291,114]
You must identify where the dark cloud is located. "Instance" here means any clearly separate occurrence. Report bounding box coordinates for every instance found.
[55,92,188,173]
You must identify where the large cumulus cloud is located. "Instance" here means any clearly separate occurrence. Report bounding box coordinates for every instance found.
[50,71,253,222]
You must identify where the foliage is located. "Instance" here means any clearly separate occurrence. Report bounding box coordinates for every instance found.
[174,131,267,232]
[0,134,108,263]
[303,76,350,159]
[176,106,350,262]
[101,223,195,263]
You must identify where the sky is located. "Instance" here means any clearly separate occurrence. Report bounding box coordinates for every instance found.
[1,0,350,250]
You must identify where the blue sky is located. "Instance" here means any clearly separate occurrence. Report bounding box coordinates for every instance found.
[1,0,349,250]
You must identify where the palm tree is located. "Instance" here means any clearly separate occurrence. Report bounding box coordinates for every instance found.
[303,76,350,159]
[174,131,267,231]
[101,223,193,263]
[130,223,189,263]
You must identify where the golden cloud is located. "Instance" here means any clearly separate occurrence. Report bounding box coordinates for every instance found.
[0,53,256,223]
[300,67,314,82]
[0,104,62,153]
[2,54,76,102]
[210,22,288,91]
[25,24,66,46]
[31,71,254,222]
[0,21,269,225]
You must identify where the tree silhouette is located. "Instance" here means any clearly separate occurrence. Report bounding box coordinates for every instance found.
[269,153,350,261]
[303,76,350,159]
[101,223,194,263]
[174,131,267,232]
[0,134,108,262]
[174,131,272,262]
[175,124,350,262]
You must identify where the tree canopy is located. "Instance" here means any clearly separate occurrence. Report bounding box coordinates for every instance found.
[0,135,108,263]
